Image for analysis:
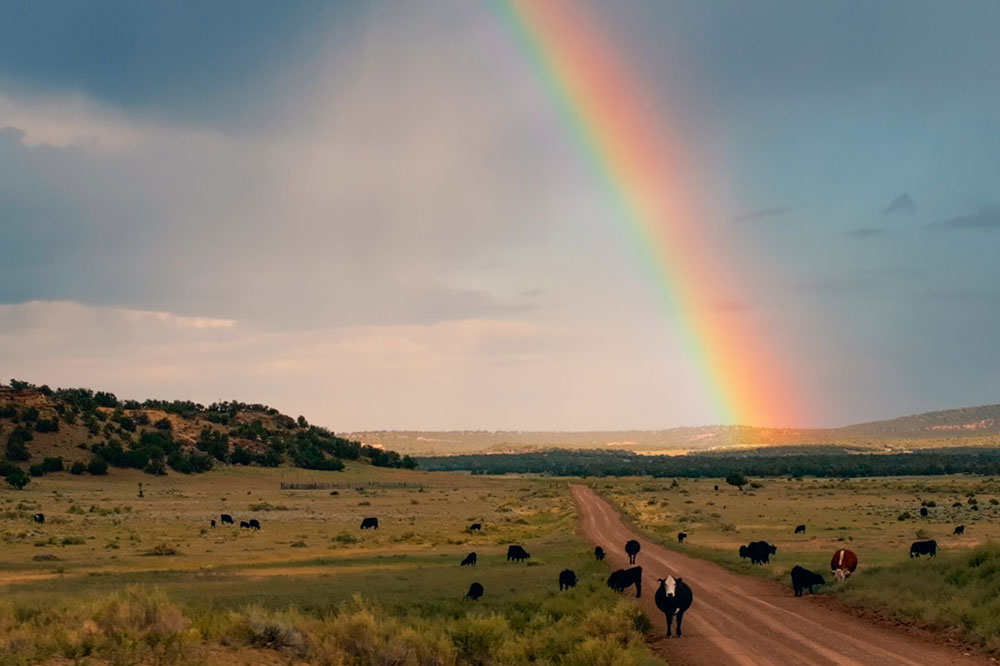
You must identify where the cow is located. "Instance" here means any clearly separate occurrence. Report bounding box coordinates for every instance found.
[248,519,261,530]
[210,519,216,528]
[240,521,250,529]
[507,545,530,562]
[559,569,578,591]
[360,517,379,530]
[32,513,44,524]
[794,524,806,534]
[220,514,234,525]
[746,541,776,565]
[655,576,693,637]
[791,565,825,597]
[607,566,643,598]
[910,540,937,558]
[831,548,858,581]
[953,525,965,536]
[594,546,605,561]
[714,485,719,492]
[625,539,641,564]
[919,507,929,517]
[461,552,477,567]
[677,532,687,543]
[468,523,482,532]
[465,582,484,601]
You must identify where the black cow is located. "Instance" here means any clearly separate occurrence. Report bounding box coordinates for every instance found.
[919,507,929,517]
[953,525,965,536]
[714,485,719,492]
[248,519,261,530]
[466,582,484,600]
[468,523,482,531]
[240,521,250,529]
[32,513,44,524]
[625,539,641,564]
[739,545,749,560]
[794,524,806,534]
[594,546,605,561]
[507,544,530,562]
[791,565,825,597]
[559,568,578,591]
[677,532,687,543]
[210,519,216,528]
[655,576,693,637]
[461,552,477,566]
[607,566,643,598]
[910,540,937,558]
[360,517,379,530]
[746,541,777,565]
[220,514,234,525]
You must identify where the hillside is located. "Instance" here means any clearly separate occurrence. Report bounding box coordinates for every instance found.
[348,403,1000,455]
[0,379,415,486]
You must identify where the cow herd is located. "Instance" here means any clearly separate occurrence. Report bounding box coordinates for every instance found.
[212,514,260,530]
[600,539,694,637]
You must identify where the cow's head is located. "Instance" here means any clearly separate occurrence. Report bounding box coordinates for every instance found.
[659,576,678,597]
[833,568,851,582]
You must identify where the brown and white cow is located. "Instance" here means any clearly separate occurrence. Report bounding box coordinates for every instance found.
[831,548,858,581]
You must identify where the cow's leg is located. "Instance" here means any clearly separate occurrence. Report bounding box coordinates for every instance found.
[676,610,684,637]
[665,611,673,637]
[635,580,642,598]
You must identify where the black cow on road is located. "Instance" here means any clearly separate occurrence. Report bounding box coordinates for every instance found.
[655,576,693,637]
[360,517,379,530]
[594,546,605,561]
[625,539,641,564]
[910,540,937,558]
[248,519,261,530]
[466,582,484,600]
[461,552,477,566]
[220,514,234,525]
[32,513,44,524]
[794,524,806,534]
[954,525,965,536]
[507,545,530,562]
[607,566,643,598]
[677,532,687,543]
[791,565,825,597]
[468,523,482,531]
[559,568,578,590]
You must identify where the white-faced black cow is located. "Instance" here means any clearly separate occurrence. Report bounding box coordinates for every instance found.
[910,540,937,558]
[461,552,477,566]
[220,514,234,525]
[360,517,379,530]
[465,582,484,600]
[791,565,825,596]
[559,569,578,590]
[32,513,44,524]
[655,575,693,637]
[625,539,641,564]
[607,566,643,598]
[794,524,806,534]
[594,546,605,561]
[506,544,530,562]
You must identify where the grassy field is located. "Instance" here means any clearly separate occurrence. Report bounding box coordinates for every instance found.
[594,474,1000,650]
[0,465,662,665]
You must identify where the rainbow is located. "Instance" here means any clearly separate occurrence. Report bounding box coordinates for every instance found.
[491,0,799,426]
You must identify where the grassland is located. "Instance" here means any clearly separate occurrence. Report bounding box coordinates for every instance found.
[595,474,1000,650]
[0,464,662,665]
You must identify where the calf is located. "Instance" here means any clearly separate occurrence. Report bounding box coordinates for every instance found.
[468,523,482,531]
[240,521,250,529]
[465,582,484,601]
[655,576,693,637]
[831,548,858,581]
[607,566,643,598]
[461,552,477,567]
[910,540,937,558]
[210,519,216,528]
[506,544,530,562]
[677,532,687,543]
[953,525,965,536]
[32,513,44,524]
[248,519,261,530]
[794,524,806,534]
[559,568,578,591]
[594,546,605,561]
[220,514,234,525]
[360,517,379,530]
[791,565,825,596]
[625,539,641,564]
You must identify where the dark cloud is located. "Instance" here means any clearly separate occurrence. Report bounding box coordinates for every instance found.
[733,206,795,222]
[841,228,885,239]
[926,206,1000,230]
[882,194,917,215]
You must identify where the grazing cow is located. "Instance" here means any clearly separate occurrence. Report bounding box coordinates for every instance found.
[830,548,858,581]
[220,514,234,525]
[248,519,261,530]
[655,576,693,637]
[468,523,482,531]
[32,513,44,524]
[461,552,477,567]
[677,532,687,543]
[607,566,643,598]
[360,517,379,530]
[559,568,578,590]
[210,519,216,528]
[465,582,484,601]
[910,540,937,558]
[714,485,719,492]
[625,539,641,564]
[746,541,777,565]
[954,525,965,536]
[919,507,929,517]
[794,524,806,534]
[791,565,825,597]
[506,544,530,562]
[739,545,749,560]
[594,546,605,561]
[240,521,250,529]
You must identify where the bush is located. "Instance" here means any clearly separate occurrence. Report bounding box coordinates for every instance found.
[5,467,30,489]
[154,417,172,430]
[88,458,109,475]
[144,459,167,476]
[70,461,87,475]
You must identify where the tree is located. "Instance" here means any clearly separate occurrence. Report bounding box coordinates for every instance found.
[87,457,109,475]
[725,472,749,491]
[6,468,30,489]
[69,461,87,475]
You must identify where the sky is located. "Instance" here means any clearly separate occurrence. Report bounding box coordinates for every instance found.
[1,0,999,431]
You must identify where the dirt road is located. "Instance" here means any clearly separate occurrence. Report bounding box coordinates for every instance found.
[571,484,993,666]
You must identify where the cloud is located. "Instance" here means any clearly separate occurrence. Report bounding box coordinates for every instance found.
[882,194,917,215]
[841,228,885,239]
[926,206,1000,231]
[733,206,795,222]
